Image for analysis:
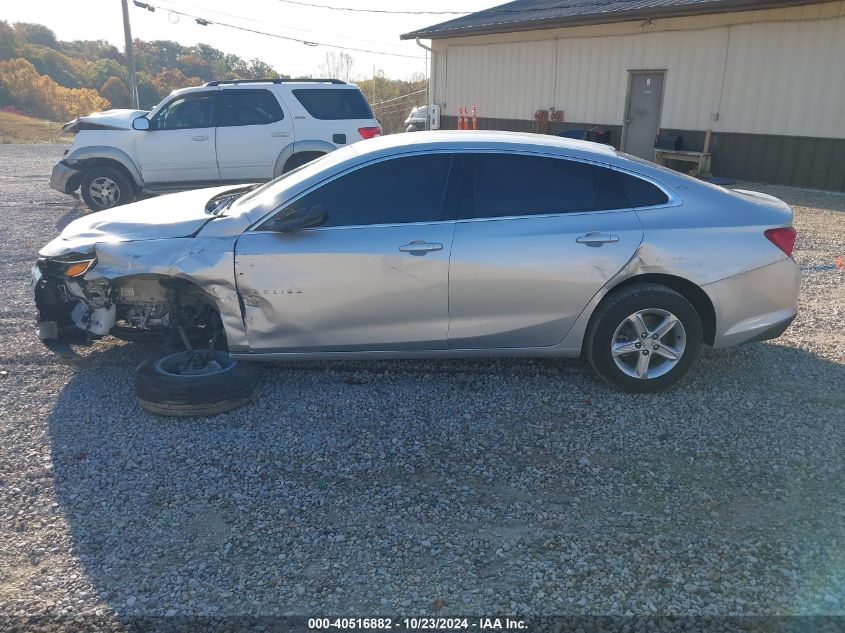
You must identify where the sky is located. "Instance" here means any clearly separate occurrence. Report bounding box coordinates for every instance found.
[1,0,497,80]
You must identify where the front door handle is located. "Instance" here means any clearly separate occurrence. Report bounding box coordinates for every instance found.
[399,241,443,255]
[576,232,619,246]
[191,135,209,141]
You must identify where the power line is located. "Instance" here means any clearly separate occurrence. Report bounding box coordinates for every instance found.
[371,88,426,106]
[158,0,415,51]
[276,0,469,15]
[134,2,425,59]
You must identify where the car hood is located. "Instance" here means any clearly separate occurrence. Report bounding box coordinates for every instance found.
[63,109,148,133]
[40,186,245,257]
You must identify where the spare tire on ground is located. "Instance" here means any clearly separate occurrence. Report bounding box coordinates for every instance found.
[135,350,260,417]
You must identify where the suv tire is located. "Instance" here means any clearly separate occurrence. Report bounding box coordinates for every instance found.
[585,284,703,393]
[135,350,260,417]
[80,166,135,211]
[283,152,324,174]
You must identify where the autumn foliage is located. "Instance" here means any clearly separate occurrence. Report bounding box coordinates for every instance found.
[0,20,280,122]
[0,59,109,120]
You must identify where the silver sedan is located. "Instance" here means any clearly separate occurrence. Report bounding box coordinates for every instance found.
[33,131,800,413]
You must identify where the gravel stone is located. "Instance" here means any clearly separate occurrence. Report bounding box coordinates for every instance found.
[0,145,843,620]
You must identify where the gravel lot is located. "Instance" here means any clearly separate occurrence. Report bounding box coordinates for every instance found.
[0,144,843,624]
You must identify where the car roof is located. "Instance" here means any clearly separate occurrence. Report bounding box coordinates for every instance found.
[353,130,618,159]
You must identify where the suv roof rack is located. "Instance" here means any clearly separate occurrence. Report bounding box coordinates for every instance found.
[203,78,346,87]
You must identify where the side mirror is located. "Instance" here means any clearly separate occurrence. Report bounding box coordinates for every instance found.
[132,117,150,131]
[267,204,327,232]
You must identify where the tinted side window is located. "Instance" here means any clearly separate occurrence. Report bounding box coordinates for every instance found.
[614,171,670,207]
[153,94,215,130]
[293,88,373,120]
[287,154,452,227]
[218,89,284,127]
[470,154,629,219]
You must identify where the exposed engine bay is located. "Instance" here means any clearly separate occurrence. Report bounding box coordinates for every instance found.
[33,260,223,351]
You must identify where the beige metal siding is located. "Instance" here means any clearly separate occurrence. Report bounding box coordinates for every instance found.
[445,40,557,120]
[433,1,845,137]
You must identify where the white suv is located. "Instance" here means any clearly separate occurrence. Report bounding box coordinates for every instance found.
[50,79,382,211]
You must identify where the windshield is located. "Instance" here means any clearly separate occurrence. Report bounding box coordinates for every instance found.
[234,145,359,210]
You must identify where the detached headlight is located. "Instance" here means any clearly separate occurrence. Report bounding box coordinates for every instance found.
[43,256,97,278]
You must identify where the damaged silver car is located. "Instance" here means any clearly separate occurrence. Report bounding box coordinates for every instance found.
[33,131,800,415]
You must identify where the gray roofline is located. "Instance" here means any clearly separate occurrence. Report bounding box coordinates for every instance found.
[400,0,838,40]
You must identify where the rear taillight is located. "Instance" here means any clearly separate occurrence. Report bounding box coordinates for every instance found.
[358,126,381,140]
[764,227,797,257]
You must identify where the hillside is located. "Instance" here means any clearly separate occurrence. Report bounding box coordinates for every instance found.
[0,21,283,121]
[0,110,71,144]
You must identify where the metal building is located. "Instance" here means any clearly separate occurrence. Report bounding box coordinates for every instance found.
[402,0,845,191]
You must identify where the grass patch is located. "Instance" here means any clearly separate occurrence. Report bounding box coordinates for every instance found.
[0,111,71,143]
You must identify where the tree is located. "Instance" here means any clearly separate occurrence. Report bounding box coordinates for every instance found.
[175,53,212,81]
[247,58,279,80]
[0,21,18,60]
[320,52,354,82]
[151,68,201,96]
[136,71,160,110]
[0,58,109,119]
[13,22,58,48]
[100,76,131,109]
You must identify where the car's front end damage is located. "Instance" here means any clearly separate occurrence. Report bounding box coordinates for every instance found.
[31,186,266,356]
[32,252,110,351]
[32,253,225,357]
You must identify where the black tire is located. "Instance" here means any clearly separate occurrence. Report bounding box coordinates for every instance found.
[584,283,703,393]
[80,165,135,211]
[282,152,325,174]
[135,351,260,417]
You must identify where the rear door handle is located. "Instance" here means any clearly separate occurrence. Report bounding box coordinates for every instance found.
[399,241,443,255]
[271,132,290,138]
[576,232,619,245]
[191,135,209,141]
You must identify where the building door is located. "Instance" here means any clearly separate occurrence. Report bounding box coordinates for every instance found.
[622,71,665,160]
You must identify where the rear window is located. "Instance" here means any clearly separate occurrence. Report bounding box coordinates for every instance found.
[218,89,284,126]
[614,171,669,207]
[470,154,631,218]
[292,88,373,120]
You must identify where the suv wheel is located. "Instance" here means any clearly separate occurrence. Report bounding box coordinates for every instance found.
[585,284,703,392]
[80,166,135,211]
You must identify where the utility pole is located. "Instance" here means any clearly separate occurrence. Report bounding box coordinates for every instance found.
[121,0,140,109]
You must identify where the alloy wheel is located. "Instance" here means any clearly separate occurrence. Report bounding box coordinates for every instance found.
[88,176,120,208]
[611,308,687,379]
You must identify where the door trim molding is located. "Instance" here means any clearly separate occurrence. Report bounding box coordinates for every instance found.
[621,69,667,158]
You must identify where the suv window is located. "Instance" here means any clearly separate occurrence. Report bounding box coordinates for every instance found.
[469,154,630,219]
[614,170,669,207]
[292,88,373,120]
[218,89,284,127]
[284,154,452,227]
[153,93,215,130]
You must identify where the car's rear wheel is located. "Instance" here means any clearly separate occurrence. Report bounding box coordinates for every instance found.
[80,166,135,211]
[135,350,260,417]
[585,284,703,392]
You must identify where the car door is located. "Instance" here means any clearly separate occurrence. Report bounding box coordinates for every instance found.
[135,90,220,186]
[215,87,294,182]
[448,153,644,349]
[235,153,457,352]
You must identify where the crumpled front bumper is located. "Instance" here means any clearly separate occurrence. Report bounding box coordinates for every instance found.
[31,263,114,349]
[49,161,83,194]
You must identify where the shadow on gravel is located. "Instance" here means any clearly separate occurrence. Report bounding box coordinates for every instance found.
[45,340,845,616]
[54,196,88,232]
